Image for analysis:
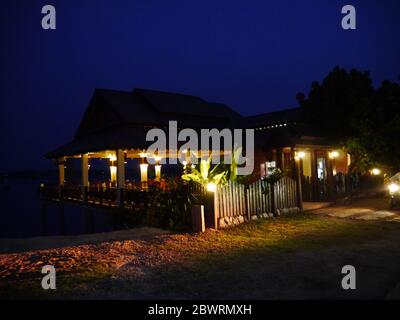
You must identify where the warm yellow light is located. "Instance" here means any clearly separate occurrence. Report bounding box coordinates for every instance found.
[182,149,188,154]
[329,151,340,159]
[347,154,352,166]
[389,183,399,194]
[295,151,306,161]
[155,164,161,181]
[182,160,188,166]
[110,165,117,182]
[140,164,148,183]
[154,156,162,162]
[206,182,217,193]
[139,152,147,158]
[294,151,306,160]
[371,168,382,176]
[109,154,117,162]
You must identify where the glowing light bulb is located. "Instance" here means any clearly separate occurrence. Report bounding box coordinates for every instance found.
[371,168,381,176]
[206,182,217,193]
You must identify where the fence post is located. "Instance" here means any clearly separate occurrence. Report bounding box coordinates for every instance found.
[204,192,216,229]
[214,186,219,230]
[270,182,276,215]
[295,160,304,210]
[245,185,251,222]
[191,205,205,233]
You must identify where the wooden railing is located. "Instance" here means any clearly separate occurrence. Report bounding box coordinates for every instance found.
[301,173,374,202]
[86,186,117,206]
[122,189,155,209]
[40,185,83,202]
[63,185,84,202]
[40,183,203,209]
[41,179,302,231]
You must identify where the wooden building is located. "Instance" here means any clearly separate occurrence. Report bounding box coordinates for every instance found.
[242,108,351,202]
[46,88,351,204]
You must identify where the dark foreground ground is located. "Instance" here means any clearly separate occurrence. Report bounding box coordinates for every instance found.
[1,198,400,300]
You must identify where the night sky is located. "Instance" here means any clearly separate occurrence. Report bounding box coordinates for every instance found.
[1,0,399,171]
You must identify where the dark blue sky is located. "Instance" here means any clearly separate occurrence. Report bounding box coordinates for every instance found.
[1,0,399,171]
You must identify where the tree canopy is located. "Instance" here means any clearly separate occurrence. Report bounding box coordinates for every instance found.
[297,67,400,174]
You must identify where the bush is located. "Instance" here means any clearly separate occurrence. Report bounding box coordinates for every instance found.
[144,182,195,231]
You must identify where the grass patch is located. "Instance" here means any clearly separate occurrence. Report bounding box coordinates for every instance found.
[2,212,400,299]
[0,265,112,300]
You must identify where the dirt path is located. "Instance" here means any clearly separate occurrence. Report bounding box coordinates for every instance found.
[0,227,169,254]
[312,197,400,222]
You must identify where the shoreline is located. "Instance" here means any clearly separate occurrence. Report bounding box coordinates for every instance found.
[0,227,170,254]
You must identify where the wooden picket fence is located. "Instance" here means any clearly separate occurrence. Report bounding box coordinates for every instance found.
[247,179,273,217]
[214,180,247,220]
[274,176,298,210]
[214,177,300,228]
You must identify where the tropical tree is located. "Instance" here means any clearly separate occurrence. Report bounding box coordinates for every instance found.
[181,147,243,190]
[297,67,400,174]
[296,67,374,141]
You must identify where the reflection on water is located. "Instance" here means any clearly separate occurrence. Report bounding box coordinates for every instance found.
[0,179,120,238]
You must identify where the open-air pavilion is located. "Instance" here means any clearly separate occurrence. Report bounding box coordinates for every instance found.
[44,87,355,210]
[44,88,241,207]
